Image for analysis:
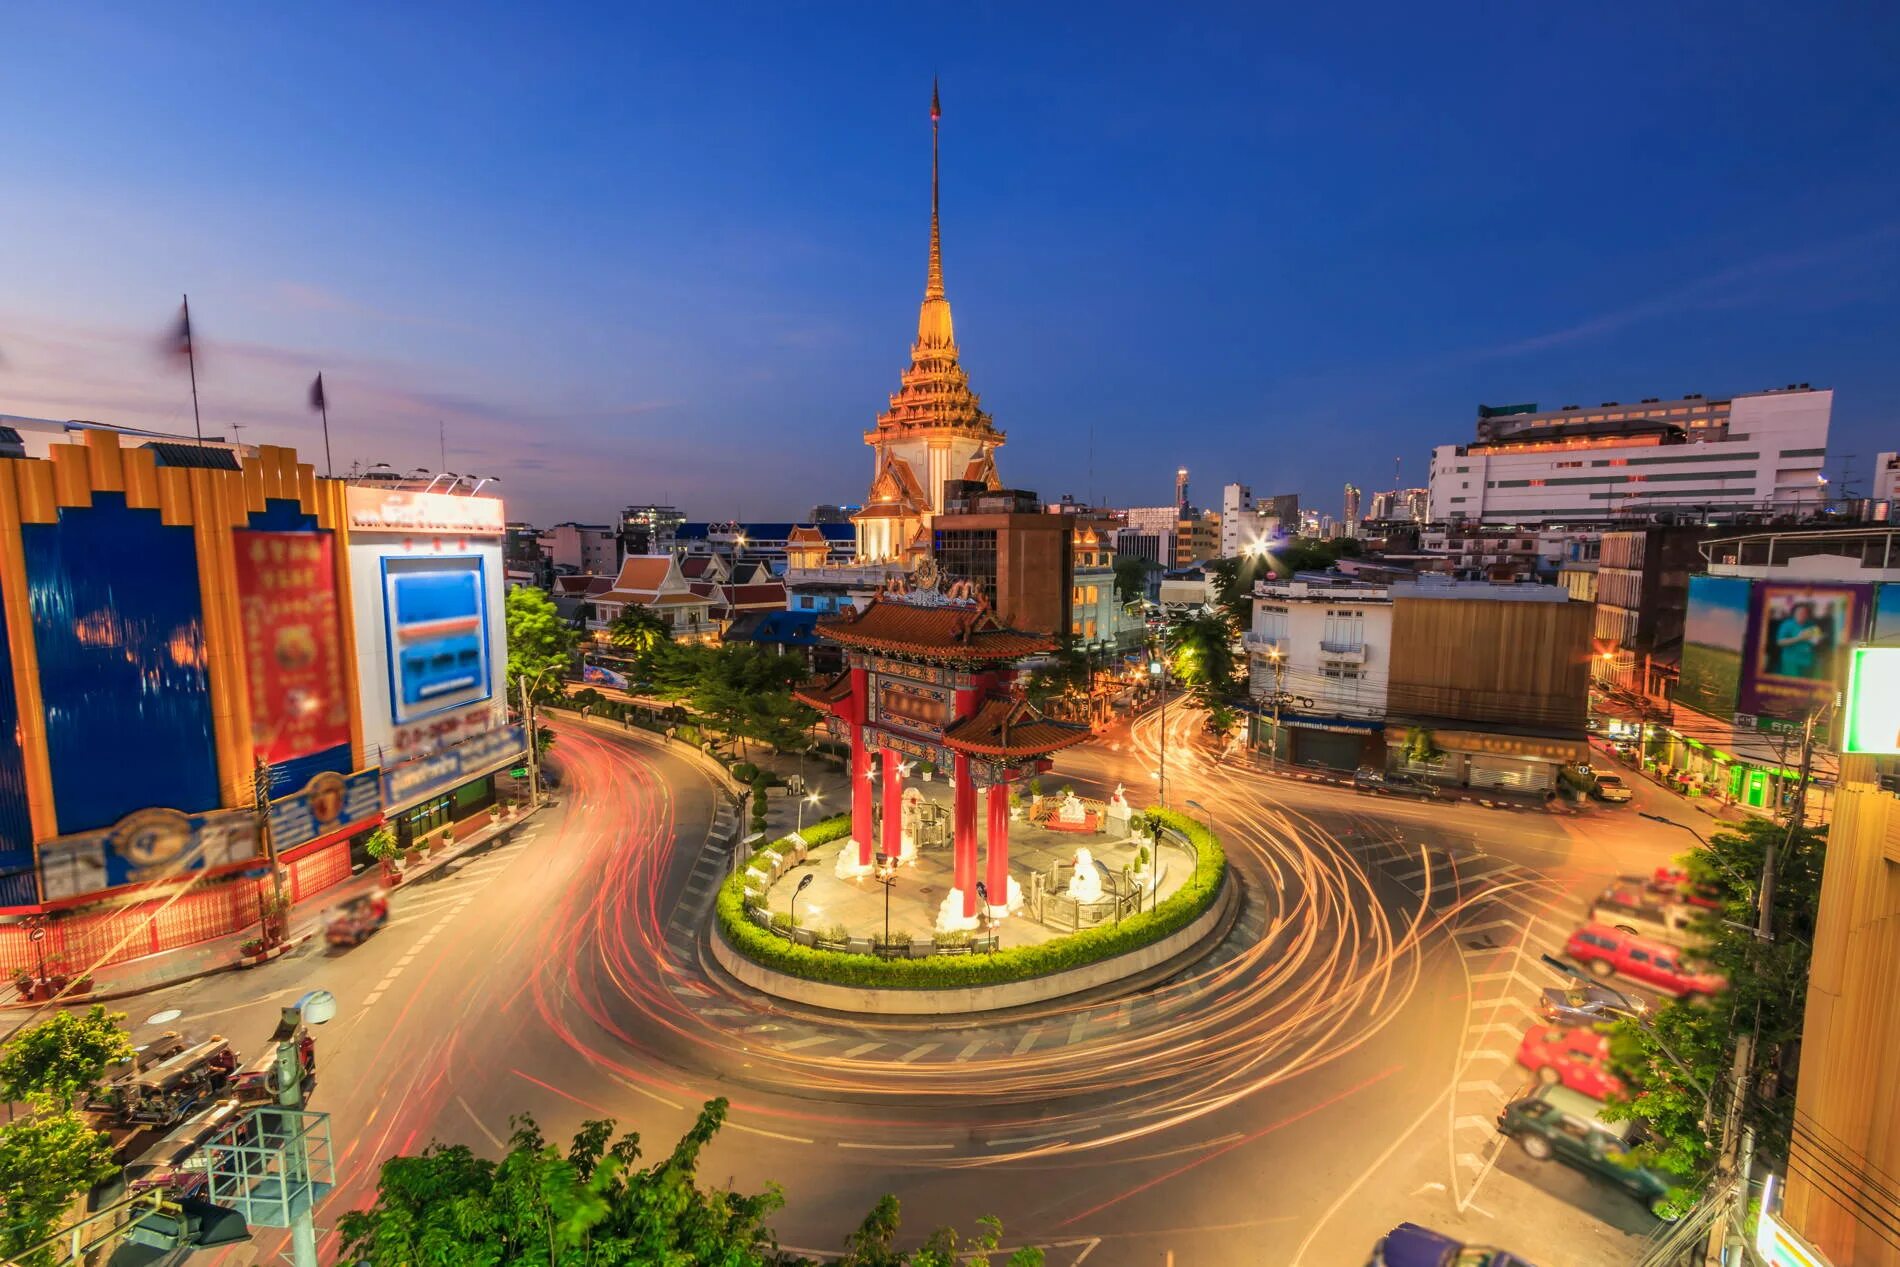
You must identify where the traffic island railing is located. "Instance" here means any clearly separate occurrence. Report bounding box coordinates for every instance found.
[715,810,1227,991]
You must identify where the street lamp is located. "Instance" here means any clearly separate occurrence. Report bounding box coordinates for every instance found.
[1149,653,1168,807]
[798,791,820,835]
[790,872,814,932]
[874,854,897,954]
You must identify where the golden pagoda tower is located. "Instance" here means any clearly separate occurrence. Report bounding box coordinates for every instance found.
[853,81,1006,564]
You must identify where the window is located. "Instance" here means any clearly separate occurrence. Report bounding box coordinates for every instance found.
[1628,949,1651,966]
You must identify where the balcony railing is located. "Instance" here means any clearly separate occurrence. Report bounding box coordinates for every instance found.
[1243,632,1286,655]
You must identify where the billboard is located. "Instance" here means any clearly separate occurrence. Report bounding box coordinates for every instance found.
[1738,581,1870,721]
[39,807,260,903]
[382,724,526,809]
[235,531,350,764]
[1843,647,1900,755]
[268,767,381,852]
[381,555,492,725]
[582,663,629,690]
[1873,582,1900,644]
[1678,575,1751,719]
[345,487,505,535]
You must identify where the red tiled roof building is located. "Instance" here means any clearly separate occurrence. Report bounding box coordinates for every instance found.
[793,589,1087,925]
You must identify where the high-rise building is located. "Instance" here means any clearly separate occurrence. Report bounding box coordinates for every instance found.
[1430,386,1831,523]
[539,522,621,575]
[1343,483,1363,537]
[807,503,858,524]
[1175,467,1190,511]
[1122,506,1178,566]
[1874,451,1899,507]
[1266,493,1299,528]
[853,84,1005,563]
[1299,508,1322,537]
[1220,482,1255,557]
[620,504,685,557]
[930,495,1072,638]
[1174,509,1220,567]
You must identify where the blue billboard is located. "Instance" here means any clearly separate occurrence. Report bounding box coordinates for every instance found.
[268,767,382,852]
[38,806,260,903]
[381,555,492,724]
[381,724,526,809]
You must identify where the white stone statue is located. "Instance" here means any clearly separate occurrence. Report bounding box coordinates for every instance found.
[1105,782,1132,824]
[1066,847,1104,902]
[1057,791,1088,824]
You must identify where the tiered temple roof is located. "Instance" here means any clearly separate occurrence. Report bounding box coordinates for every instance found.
[943,696,1090,758]
[813,594,1054,662]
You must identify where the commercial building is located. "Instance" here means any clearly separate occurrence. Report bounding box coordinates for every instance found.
[1174,508,1220,566]
[1122,506,1177,567]
[0,433,522,975]
[807,503,858,524]
[538,521,620,575]
[504,522,551,589]
[1220,483,1254,557]
[1069,523,1141,656]
[1264,493,1300,529]
[1245,577,1393,770]
[1589,526,1713,709]
[620,504,686,557]
[1875,450,1898,507]
[1665,527,1900,816]
[672,521,855,571]
[1384,583,1592,792]
[1429,386,1832,524]
[930,487,1072,638]
[1343,484,1362,538]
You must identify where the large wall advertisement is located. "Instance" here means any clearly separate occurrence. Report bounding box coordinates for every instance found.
[235,531,351,764]
[345,488,513,788]
[1738,581,1870,721]
[38,806,259,903]
[1873,581,1900,645]
[1678,575,1752,720]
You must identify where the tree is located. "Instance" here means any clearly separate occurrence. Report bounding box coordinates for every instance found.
[1600,817,1827,1210]
[338,1098,1041,1266]
[1166,615,1242,711]
[608,605,671,674]
[0,1005,135,1111]
[1111,555,1155,606]
[1023,642,1091,711]
[0,1108,118,1267]
[1399,727,1444,766]
[507,586,578,704]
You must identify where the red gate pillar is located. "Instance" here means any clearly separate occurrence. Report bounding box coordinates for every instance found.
[881,747,904,861]
[953,754,978,919]
[851,733,874,868]
[985,780,1010,918]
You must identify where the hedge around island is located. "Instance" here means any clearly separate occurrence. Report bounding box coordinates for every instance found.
[715,810,1227,990]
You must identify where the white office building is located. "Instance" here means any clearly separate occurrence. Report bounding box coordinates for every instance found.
[1875,451,1898,509]
[1246,577,1393,769]
[1220,483,1254,556]
[1428,386,1831,524]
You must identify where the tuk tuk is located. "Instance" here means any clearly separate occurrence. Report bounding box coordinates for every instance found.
[325,890,390,947]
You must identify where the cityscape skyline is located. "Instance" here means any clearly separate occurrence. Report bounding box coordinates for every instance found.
[2,7,1898,525]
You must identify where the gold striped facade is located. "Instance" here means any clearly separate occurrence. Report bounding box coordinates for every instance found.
[0,431,363,854]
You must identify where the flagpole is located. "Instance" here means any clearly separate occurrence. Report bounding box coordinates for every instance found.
[182,293,204,445]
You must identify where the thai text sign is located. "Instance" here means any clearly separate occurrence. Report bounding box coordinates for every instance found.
[268,768,382,852]
[346,488,505,535]
[382,724,526,808]
[1844,647,1900,755]
[39,808,260,902]
[235,531,351,764]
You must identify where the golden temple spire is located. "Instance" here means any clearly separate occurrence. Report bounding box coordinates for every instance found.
[926,78,944,301]
[917,78,955,348]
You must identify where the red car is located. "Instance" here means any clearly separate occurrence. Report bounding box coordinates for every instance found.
[1517,1024,1624,1100]
[1564,924,1726,999]
[1651,867,1722,910]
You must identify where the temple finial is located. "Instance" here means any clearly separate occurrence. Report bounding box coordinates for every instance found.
[926,78,944,301]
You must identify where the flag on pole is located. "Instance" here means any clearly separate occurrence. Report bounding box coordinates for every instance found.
[166,301,194,363]
[308,372,326,412]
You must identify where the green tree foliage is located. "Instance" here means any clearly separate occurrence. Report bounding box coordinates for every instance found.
[633,642,815,759]
[607,604,671,674]
[1601,817,1826,1208]
[338,1099,1041,1266]
[507,586,579,703]
[1023,641,1091,710]
[1399,727,1444,765]
[0,1108,118,1267]
[0,1005,135,1111]
[1110,555,1155,605]
[1165,615,1242,710]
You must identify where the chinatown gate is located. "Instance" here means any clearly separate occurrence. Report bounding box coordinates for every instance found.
[794,590,1090,931]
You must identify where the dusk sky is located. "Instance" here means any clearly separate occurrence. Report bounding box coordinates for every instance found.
[4,4,1898,525]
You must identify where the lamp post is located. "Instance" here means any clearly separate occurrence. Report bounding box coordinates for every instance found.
[1149,652,1168,807]
[790,872,814,932]
[874,854,897,954]
[1267,645,1286,768]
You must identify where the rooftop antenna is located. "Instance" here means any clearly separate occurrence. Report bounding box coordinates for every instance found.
[1394,455,1401,490]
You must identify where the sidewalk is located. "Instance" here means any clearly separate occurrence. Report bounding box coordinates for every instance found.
[1586,736,1756,829]
[4,801,552,1008]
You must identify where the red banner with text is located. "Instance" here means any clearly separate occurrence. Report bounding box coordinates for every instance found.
[235,531,351,764]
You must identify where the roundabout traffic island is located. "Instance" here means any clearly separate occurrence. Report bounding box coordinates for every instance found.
[712,808,1233,1014]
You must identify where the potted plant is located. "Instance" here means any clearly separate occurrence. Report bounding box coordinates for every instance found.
[258,891,291,945]
[917,760,937,783]
[365,825,401,881]
[1008,789,1024,821]
[433,829,453,855]
[489,803,504,825]
[1027,777,1043,809]
[12,968,34,1001]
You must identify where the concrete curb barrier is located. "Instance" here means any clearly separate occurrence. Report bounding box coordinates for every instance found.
[710,869,1239,1016]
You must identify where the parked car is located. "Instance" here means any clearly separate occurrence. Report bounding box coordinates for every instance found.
[1516,1024,1624,1100]
[1353,767,1441,798]
[1650,866,1722,910]
[1588,883,1700,947]
[1496,1084,1686,1220]
[1590,773,1633,803]
[1540,983,1644,1026]
[1368,1222,1537,1266]
[1609,740,1639,761]
[1564,924,1726,999]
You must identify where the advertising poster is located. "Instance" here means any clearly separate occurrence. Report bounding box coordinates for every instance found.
[382,556,491,724]
[268,768,381,852]
[1873,582,1900,645]
[235,531,350,763]
[1738,581,1870,721]
[1678,575,1751,720]
[1844,648,1900,754]
[582,663,629,691]
[382,724,526,808]
[38,807,260,902]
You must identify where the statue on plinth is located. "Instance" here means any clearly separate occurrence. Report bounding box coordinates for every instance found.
[1066,847,1105,902]
[1105,782,1132,824]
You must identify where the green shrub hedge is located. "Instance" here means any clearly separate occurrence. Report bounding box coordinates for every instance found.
[716,809,1226,990]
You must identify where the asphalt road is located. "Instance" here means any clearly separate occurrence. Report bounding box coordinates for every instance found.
[120,714,1707,1266]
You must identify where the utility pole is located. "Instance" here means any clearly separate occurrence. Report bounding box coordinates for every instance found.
[253,758,289,946]
[1154,647,1168,808]
[518,673,541,806]
[1268,649,1286,768]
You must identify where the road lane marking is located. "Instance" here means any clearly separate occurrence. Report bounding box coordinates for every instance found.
[837,1141,953,1151]
[841,1042,883,1058]
[1012,1027,1043,1056]
[774,1034,831,1052]
[457,1095,504,1150]
[896,1042,941,1063]
[724,1120,814,1145]
[953,1039,987,1062]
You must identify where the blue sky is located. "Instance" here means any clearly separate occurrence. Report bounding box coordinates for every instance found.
[3,3,1898,524]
